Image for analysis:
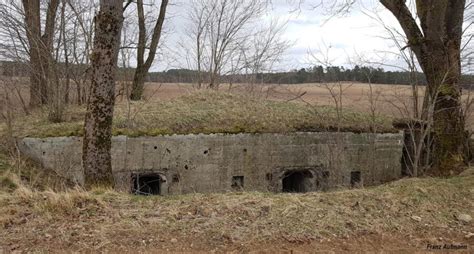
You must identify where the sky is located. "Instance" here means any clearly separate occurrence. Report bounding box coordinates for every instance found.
[154,0,415,72]
[262,0,403,70]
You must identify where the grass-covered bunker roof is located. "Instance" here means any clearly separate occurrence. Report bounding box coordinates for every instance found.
[2,91,396,138]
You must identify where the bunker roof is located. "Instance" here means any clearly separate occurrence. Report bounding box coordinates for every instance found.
[1,90,396,138]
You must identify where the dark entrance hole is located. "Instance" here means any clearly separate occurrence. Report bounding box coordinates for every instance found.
[282,170,312,193]
[132,173,162,195]
[350,171,361,187]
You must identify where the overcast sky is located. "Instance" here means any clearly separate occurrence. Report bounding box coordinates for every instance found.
[136,0,473,72]
[151,0,415,72]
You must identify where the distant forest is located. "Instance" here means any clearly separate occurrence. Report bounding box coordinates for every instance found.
[145,66,474,87]
[1,61,473,87]
[145,66,428,85]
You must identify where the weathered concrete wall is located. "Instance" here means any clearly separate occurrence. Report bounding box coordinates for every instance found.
[18,132,404,194]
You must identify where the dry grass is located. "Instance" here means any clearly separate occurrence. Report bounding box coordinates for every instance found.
[0,148,472,252]
[0,168,473,252]
[0,90,395,138]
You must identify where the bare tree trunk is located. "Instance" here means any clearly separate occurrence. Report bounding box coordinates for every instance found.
[129,0,168,101]
[381,0,467,174]
[61,0,70,104]
[82,0,123,188]
[23,0,42,107]
[130,65,148,100]
[424,46,466,172]
[22,0,59,107]
[41,0,59,105]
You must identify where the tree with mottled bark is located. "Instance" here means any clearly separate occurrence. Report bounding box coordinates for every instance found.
[129,0,169,101]
[380,0,468,173]
[82,0,123,188]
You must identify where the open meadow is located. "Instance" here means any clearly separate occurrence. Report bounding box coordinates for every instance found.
[0,80,461,117]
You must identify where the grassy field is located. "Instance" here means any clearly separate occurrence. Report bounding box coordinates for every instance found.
[0,154,473,252]
[124,82,474,130]
[0,89,395,138]
[5,80,473,129]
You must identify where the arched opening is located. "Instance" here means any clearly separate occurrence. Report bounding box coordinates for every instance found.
[282,170,312,193]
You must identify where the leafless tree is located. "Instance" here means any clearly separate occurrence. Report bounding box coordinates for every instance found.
[66,0,97,105]
[185,0,212,88]
[307,42,355,132]
[298,0,470,174]
[378,0,468,173]
[0,0,97,115]
[185,0,268,89]
[129,0,169,100]
[82,0,124,188]
[240,19,290,94]
[183,0,290,92]
[21,0,60,107]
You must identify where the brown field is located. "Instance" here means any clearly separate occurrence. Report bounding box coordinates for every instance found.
[137,82,424,116]
[133,82,474,129]
[2,79,474,130]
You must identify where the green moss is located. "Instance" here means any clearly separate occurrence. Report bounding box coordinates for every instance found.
[2,90,396,138]
[438,83,459,97]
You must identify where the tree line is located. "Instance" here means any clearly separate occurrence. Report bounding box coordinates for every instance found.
[144,66,474,87]
[5,60,473,87]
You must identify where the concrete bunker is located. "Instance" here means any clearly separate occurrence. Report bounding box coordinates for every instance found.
[18,132,404,195]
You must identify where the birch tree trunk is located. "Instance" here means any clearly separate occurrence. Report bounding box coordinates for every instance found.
[82,0,123,188]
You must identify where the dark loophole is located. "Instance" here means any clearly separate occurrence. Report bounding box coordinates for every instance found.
[266,173,272,181]
[172,174,180,183]
[350,171,361,187]
[231,176,244,190]
[184,165,189,170]
[154,146,158,150]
